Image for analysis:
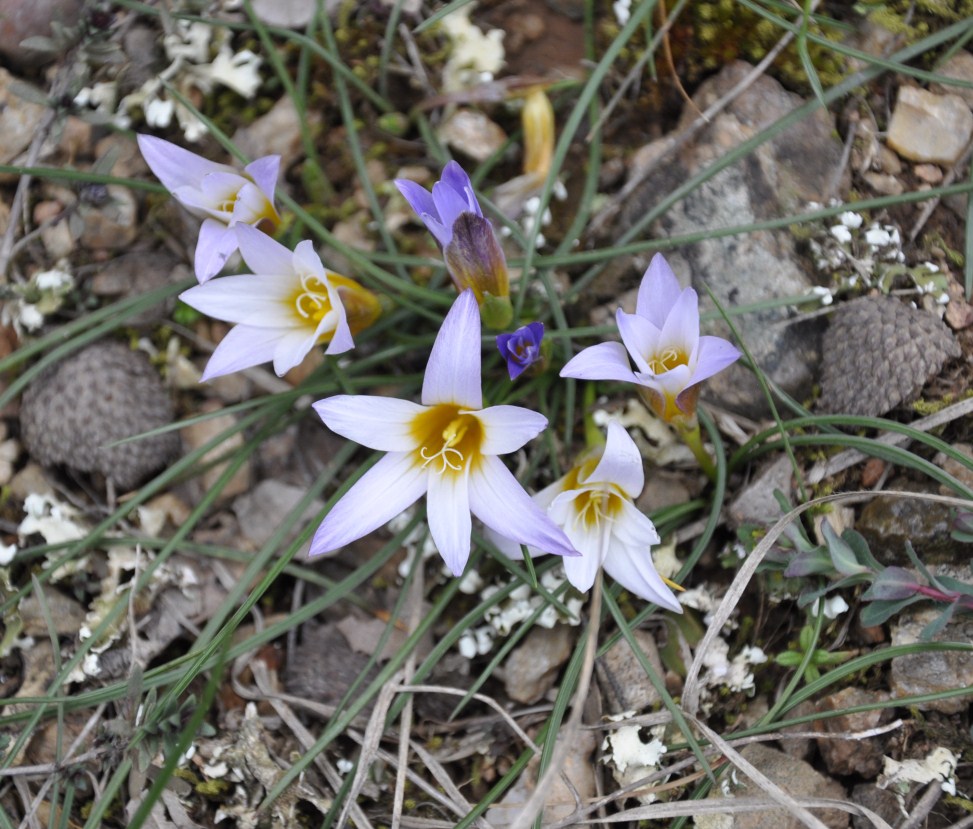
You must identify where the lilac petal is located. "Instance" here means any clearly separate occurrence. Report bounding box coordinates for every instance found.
[440,161,481,216]
[271,329,318,376]
[395,178,438,222]
[309,452,427,557]
[180,274,294,326]
[636,253,683,325]
[475,405,547,456]
[482,526,529,560]
[432,180,475,234]
[233,181,278,224]
[658,286,700,360]
[314,395,425,451]
[422,290,482,409]
[616,309,663,375]
[427,468,473,575]
[200,324,283,381]
[691,335,742,384]
[291,239,326,278]
[560,341,638,384]
[137,134,228,193]
[636,363,693,400]
[469,456,578,558]
[243,155,281,201]
[194,219,240,283]
[603,541,681,612]
[586,422,644,498]
[235,224,294,276]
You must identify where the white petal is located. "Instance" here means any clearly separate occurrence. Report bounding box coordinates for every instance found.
[482,526,529,560]
[236,223,295,275]
[658,287,700,359]
[468,456,577,558]
[309,453,426,556]
[313,396,425,451]
[586,422,644,497]
[271,330,317,376]
[475,405,547,456]
[616,310,662,375]
[200,324,282,380]
[180,274,295,326]
[560,341,638,383]
[137,134,230,193]
[561,517,608,593]
[194,219,239,283]
[603,541,681,612]
[635,253,683,326]
[243,155,281,202]
[422,290,481,408]
[427,469,472,575]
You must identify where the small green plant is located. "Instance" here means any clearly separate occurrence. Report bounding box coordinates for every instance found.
[775,623,854,681]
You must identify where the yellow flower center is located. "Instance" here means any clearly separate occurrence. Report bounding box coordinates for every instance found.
[573,486,623,531]
[290,272,333,325]
[410,404,483,477]
[646,346,688,375]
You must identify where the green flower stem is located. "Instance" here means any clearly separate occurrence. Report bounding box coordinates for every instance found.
[582,383,604,450]
[675,417,717,481]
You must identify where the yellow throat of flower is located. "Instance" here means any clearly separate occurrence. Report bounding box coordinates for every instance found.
[411,404,483,476]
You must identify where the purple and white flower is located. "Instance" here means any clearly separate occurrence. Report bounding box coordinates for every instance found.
[489,422,681,610]
[310,290,577,576]
[396,162,511,328]
[561,253,740,422]
[179,225,379,380]
[496,321,544,380]
[137,134,281,283]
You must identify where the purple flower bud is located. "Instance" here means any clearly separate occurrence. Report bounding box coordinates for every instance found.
[496,322,544,379]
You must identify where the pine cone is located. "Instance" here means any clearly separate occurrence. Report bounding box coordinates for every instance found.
[818,296,960,417]
[20,340,180,490]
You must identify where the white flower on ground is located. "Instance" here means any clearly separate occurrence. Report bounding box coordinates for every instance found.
[489,421,682,611]
[179,225,380,380]
[561,253,740,423]
[310,290,577,576]
[137,134,281,283]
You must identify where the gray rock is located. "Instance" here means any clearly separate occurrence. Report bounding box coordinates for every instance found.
[233,96,319,172]
[887,86,973,166]
[890,608,973,714]
[697,743,849,829]
[604,61,844,417]
[812,687,891,777]
[933,51,973,108]
[90,250,185,327]
[0,0,83,69]
[856,486,960,566]
[596,628,665,714]
[728,456,793,529]
[504,623,573,704]
[20,341,180,491]
[233,479,324,553]
[0,67,47,169]
[850,784,903,829]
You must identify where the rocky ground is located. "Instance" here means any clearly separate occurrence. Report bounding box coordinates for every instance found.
[0,1,972,827]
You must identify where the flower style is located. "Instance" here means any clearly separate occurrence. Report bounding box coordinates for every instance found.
[489,422,681,611]
[395,162,512,329]
[179,225,380,380]
[496,322,544,380]
[137,134,281,283]
[561,254,740,423]
[310,290,577,575]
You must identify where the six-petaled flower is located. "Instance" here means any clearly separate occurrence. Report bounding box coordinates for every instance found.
[496,322,544,380]
[138,134,281,283]
[561,253,740,423]
[396,162,512,328]
[310,290,577,576]
[489,421,682,611]
[179,224,380,380]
